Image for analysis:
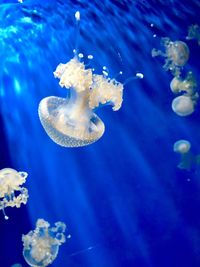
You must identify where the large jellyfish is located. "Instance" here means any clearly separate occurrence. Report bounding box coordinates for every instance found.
[22,219,68,267]
[170,72,198,116]
[173,140,200,170]
[38,56,124,147]
[152,37,190,76]
[186,24,200,45]
[0,168,28,220]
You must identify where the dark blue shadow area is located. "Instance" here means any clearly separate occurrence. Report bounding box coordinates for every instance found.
[0,0,200,267]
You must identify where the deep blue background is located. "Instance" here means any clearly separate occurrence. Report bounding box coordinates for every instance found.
[1,0,200,266]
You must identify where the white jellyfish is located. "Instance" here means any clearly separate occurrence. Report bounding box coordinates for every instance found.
[38,57,124,147]
[186,24,200,45]
[171,95,196,116]
[0,168,28,220]
[173,140,200,170]
[173,140,191,154]
[152,37,190,76]
[22,219,68,267]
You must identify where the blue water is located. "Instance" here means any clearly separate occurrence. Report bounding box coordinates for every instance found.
[0,0,200,266]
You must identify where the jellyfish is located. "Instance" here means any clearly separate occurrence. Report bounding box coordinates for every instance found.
[22,219,68,267]
[38,56,124,147]
[171,95,196,116]
[11,264,23,267]
[173,140,200,171]
[186,24,200,45]
[152,37,190,76]
[0,168,28,220]
[170,71,197,95]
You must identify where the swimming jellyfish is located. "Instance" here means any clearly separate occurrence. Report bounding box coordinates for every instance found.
[38,56,124,147]
[152,37,190,76]
[170,72,198,116]
[170,71,197,95]
[173,140,200,170]
[22,219,68,267]
[186,24,200,45]
[0,168,28,220]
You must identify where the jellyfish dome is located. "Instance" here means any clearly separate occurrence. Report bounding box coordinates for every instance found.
[0,168,28,219]
[171,95,195,116]
[38,57,124,147]
[173,140,191,154]
[22,219,67,267]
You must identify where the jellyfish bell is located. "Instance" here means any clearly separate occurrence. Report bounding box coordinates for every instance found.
[171,95,195,116]
[173,140,191,154]
[167,40,189,67]
[38,96,105,147]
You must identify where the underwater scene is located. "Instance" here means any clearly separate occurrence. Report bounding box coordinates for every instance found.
[1,0,200,266]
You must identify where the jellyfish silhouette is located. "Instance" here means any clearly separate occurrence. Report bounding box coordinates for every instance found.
[0,168,28,220]
[38,57,124,147]
[22,219,67,267]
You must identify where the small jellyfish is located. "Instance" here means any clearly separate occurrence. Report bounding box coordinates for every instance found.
[38,57,124,147]
[11,264,23,267]
[173,140,200,171]
[186,24,200,45]
[171,95,195,116]
[152,37,190,76]
[0,168,28,220]
[170,71,198,116]
[170,71,197,95]
[22,219,68,267]
[173,140,192,170]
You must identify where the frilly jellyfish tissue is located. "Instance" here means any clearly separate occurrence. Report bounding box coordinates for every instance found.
[22,218,68,267]
[38,57,124,147]
[0,168,28,220]
[152,37,190,76]
[170,71,197,95]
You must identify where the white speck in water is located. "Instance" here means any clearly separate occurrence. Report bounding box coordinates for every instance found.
[75,11,80,21]
[136,72,144,79]
[78,53,84,58]
[88,55,93,59]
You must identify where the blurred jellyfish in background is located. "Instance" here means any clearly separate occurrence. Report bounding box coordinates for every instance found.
[0,168,28,220]
[22,219,68,267]
[11,264,22,267]
[186,24,200,45]
[152,37,190,76]
[170,71,198,116]
[173,140,200,171]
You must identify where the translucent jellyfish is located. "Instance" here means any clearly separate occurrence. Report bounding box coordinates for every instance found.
[0,168,28,220]
[170,71,197,95]
[22,219,68,267]
[171,95,195,116]
[38,57,124,147]
[173,140,200,171]
[186,24,200,45]
[11,264,23,267]
[152,37,190,76]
